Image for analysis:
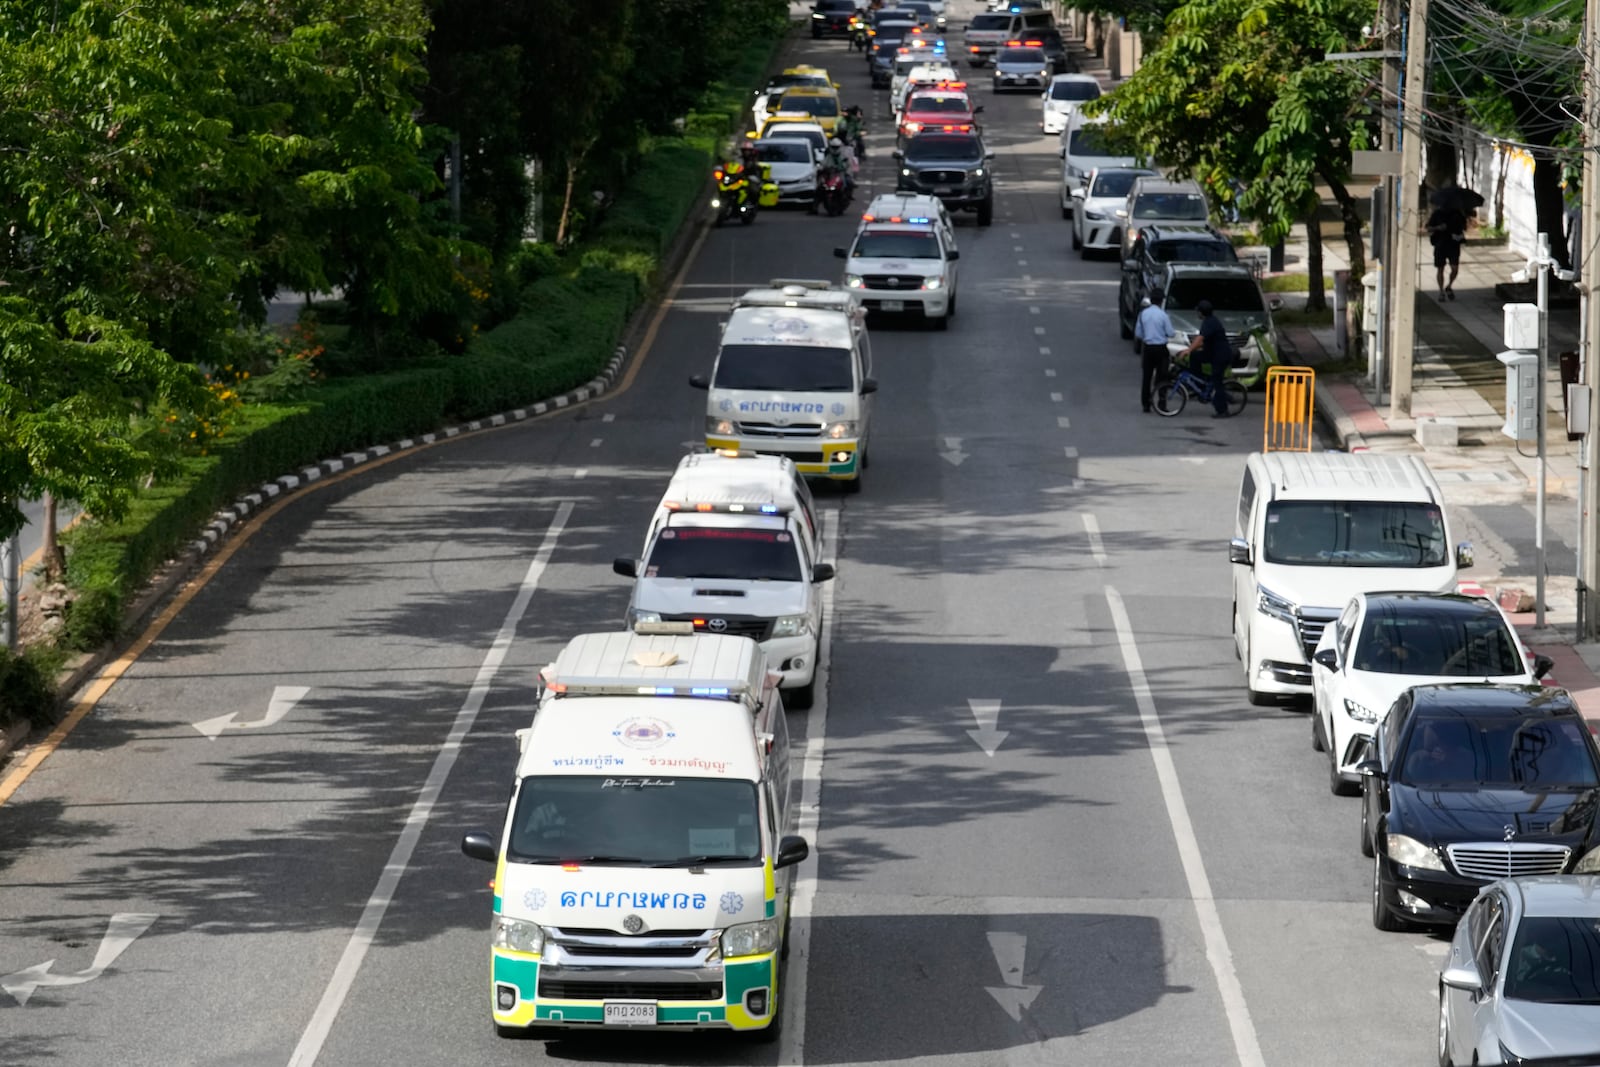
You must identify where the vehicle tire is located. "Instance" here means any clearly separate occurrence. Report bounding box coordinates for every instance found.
[1360,801,1375,858]
[841,474,862,495]
[1071,226,1081,249]
[1153,381,1186,417]
[1221,379,1248,416]
[1061,199,1071,221]
[948,290,957,317]
[807,197,820,216]
[741,209,757,226]
[1329,749,1360,796]
[1372,851,1403,931]
[787,679,815,711]
[977,196,993,227]
[1119,313,1133,339]
[1311,710,1325,752]
[932,310,949,330]
[1437,983,1454,1067]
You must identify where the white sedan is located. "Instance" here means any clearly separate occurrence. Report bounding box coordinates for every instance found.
[1311,591,1551,797]
[1040,73,1101,135]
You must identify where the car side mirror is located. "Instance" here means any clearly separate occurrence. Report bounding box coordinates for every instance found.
[1228,537,1252,565]
[834,246,848,258]
[892,149,904,160]
[1312,648,1339,671]
[1456,541,1474,569]
[974,105,985,114]
[1440,958,1483,994]
[985,149,996,160]
[1058,147,1066,158]
[1355,759,1384,780]
[1534,653,1555,680]
[612,557,639,578]
[1268,296,1284,311]
[1070,187,1085,200]
[1121,257,1139,272]
[460,832,497,863]
[860,377,879,395]
[947,249,960,261]
[812,562,836,583]
[689,374,710,390]
[773,834,810,870]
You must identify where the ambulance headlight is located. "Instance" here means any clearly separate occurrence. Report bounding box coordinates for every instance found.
[628,609,663,625]
[707,416,735,434]
[493,916,546,955]
[772,614,811,638]
[719,918,780,958]
[824,421,857,439]
[921,276,943,290]
[845,274,864,289]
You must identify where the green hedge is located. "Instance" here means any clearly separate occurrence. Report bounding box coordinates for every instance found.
[53,21,792,653]
[0,645,61,730]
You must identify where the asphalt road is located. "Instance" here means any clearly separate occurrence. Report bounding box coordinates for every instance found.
[0,7,1553,1066]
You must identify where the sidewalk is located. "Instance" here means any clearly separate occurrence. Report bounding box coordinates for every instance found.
[1259,221,1600,717]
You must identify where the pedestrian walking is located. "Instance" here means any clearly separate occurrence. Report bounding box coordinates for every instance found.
[1426,200,1467,301]
[1179,299,1233,418]
[1135,290,1173,413]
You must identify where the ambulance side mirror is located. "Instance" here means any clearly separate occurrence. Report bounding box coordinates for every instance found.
[860,377,879,395]
[461,832,497,863]
[773,835,810,870]
[811,563,836,583]
[689,374,710,390]
[612,557,639,578]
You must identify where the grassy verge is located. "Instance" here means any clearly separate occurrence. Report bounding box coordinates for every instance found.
[1262,274,1335,293]
[1275,307,1336,327]
[19,23,794,727]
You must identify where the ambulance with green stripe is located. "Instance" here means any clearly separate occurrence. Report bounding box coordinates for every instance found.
[460,624,807,1040]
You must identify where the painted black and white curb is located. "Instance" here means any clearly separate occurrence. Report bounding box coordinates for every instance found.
[189,344,629,555]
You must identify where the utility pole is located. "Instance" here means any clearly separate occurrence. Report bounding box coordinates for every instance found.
[1,519,17,651]
[1379,0,1401,388]
[1581,0,1600,639]
[1387,0,1429,419]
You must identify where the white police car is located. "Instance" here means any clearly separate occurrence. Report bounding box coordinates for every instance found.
[835,212,959,327]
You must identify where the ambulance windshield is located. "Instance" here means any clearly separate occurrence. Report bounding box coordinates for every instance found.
[646,527,804,581]
[507,776,762,866]
[714,344,854,391]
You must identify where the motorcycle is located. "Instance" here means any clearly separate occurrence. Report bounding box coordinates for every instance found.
[818,166,851,217]
[849,19,869,51]
[711,166,757,226]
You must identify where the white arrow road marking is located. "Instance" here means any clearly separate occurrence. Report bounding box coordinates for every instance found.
[984,931,1043,1022]
[193,685,310,741]
[2,913,158,1006]
[1082,513,1106,566]
[940,436,969,467]
[966,698,1007,756]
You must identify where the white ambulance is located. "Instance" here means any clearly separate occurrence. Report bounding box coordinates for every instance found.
[690,279,877,492]
[612,451,832,708]
[461,625,807,1041]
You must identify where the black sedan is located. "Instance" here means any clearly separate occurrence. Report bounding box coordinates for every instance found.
[1359,683,1600,932]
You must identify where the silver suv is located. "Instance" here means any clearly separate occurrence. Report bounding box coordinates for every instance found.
[1156,262,1281,389]
[1120,177,1210,256]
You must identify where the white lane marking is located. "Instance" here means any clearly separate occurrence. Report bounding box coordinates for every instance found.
[1024,289,1037,299]
[1029,306,1041,315]
[780,509,839,1066]
[193,685,310,741]
[1039,346,1051,356]
[602,413,615,423]
[1063,446,1078,460]
[1021,274,1033,282]
[1050,392,1063,402]
[1018,259,1028,266]
[590,438,603,448]
[2,913,160,1007]
[1081,513,1106,565]
[1010,232,1021,238]
[1013,245,1024,251]
[572,468,589,479]
[1105,587,1266,1067]
[1057,415,1071,429]
[1044,369,1056,378]
[287,503,574,1067]
[1034,326,1046,336]
[965,698,1007,756]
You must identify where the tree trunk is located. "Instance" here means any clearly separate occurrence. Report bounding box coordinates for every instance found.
[41,493,64,579]
[556,157,580,246]
[1321,172,1367,285]
[1304,215,1326,312]
[1532,155,1570,270]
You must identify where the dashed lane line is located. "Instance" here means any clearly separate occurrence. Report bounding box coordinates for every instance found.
[1082,513,1105,565]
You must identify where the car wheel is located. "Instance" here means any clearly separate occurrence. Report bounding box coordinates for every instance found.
[932,310,949,330]
[1310,709,1325,752]
[1061,196,1071,221]
[1071,226,1081,249]
[948,290,957,317]
[976,196,993,226]
[1437,983,1454,1067]
[1372,851,1403,931]
[841,474,862,495]
[1360,800,1375,857]
[786,679,815,711]
[1119,313,1133,340]
[1329,747,1359,796]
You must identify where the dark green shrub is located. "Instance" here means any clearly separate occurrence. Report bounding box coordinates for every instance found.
[0,645,60,728]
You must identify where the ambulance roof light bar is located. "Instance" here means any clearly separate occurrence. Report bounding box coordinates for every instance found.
[660,500,787,514]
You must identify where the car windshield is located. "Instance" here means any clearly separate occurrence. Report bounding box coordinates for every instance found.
[780,95,838,117]
[646,526,804,581]
[969,13,1010,28]
[1166,277,1265,311]
[1068,126,1120,156]
[1262,500,1447,567]
[819,0,855,9]
[1089,171,1148,198]
[1400,715,1599,788]
[508,776,761,866]
[1505,917,1600,1003]
[908,96,970,113]
[853,232,941,258]
[1133,191,1209,221]
[998,48,1045,63]
[1150,239,1238,264]
[714,343,855,392]
[1051,80,1101,101]
[756,141,813,164]
[905,135,983,162]
[1353,609,1524,676]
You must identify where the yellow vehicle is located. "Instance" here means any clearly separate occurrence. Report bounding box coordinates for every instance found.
[771,86,841,136]
[783,64,838,89]
[748,113,829,153]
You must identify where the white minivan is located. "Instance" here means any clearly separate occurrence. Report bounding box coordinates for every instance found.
[1229,451,1473,705]
[692,280,877,492]
[1058,110,1139,218]
[614,451,832,708]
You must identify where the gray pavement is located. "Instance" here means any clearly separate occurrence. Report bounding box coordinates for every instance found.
[0,7,1513,1067]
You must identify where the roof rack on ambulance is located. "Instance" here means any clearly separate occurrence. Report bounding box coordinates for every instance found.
[766,278,834,291]
[536,627,772,710]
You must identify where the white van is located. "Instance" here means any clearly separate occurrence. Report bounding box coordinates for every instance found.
[1229,451,1472,705]
[1058,110,1139,218]
[614,451,832,708]
[691,280,877,492]
[461,625,807,1040]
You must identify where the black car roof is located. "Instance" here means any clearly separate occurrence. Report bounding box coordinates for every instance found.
[1407,683,1577,718]
[1362,592,1503,619]
[1143,222,1227,242]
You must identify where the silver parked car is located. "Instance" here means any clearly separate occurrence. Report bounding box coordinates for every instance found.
[1440,876,1600,1066]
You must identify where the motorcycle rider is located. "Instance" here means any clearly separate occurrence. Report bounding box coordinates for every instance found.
[838,105,866,158]
[823,136,855,188]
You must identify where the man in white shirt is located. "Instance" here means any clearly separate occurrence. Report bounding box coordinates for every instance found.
[1135,289,1174,413]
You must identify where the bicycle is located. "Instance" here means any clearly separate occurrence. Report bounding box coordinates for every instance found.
[1153,356,1248,418]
